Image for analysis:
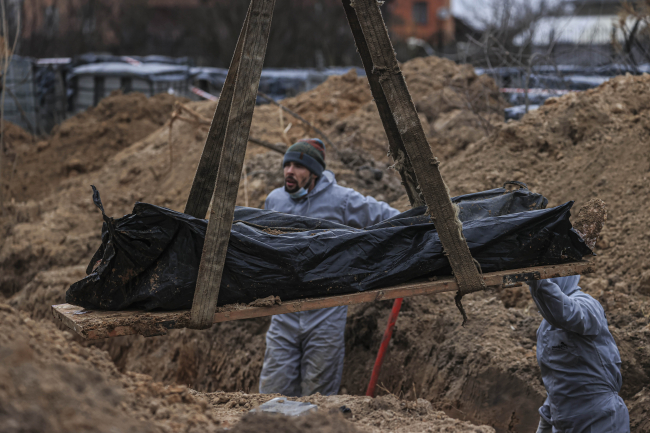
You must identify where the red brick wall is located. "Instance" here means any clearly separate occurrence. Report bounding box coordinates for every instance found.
[387,0,454,44]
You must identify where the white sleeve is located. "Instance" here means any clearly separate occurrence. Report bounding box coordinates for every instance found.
[343,190,400,228]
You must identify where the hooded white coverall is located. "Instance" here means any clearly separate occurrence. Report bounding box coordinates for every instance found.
[529,276,630,433]
[259,170,399,396]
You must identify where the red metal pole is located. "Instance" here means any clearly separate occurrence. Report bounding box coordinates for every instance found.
[365,297,403,397]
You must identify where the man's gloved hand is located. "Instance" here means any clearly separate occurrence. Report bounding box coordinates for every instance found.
[527,279,541,290]
[527,279,545,299]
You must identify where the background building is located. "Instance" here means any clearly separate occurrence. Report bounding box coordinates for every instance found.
[386,0,455,49]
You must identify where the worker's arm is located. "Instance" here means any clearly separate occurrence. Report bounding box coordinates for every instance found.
[343,190,400,228]
[529,278,603,336]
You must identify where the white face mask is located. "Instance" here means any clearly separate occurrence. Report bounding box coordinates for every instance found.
[289,187,309,199]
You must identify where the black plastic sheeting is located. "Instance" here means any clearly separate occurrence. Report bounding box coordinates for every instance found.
[66,184,591,311]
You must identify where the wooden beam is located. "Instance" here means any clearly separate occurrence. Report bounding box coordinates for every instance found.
[189,0,276,329]
[341,0,423,207]
[52,261,595,340]
[345,0,486,317]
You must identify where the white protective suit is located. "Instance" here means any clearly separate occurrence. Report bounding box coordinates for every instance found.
[259,170,399,396]
[529,276,630,433]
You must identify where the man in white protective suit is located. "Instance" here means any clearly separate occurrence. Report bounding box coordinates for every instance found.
[259,138,399,397]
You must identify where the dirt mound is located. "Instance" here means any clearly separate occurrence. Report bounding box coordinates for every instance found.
[628,387,650,433]
[3,91,183,203]
[437,72,650,314]
[0,303,222,433]
[241,57,504,209]
[222,412,361,433]
[428,72,650,430]
[297,384,495,432]
[0,121,34,207]
[403,57,505,156]
[320,57,505,164]
[0,302,496,432]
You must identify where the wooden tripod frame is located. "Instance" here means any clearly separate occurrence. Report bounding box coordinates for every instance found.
[51,0,593,338]
[183,0,485,330]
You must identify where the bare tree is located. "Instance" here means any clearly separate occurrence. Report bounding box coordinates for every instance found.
[0,0,20,212]
[183,0,359,67]
[453,0,587,117]
[457,0,565,69]
[18,0,360,68]
[614,0,650,65]
[19,0,116,57]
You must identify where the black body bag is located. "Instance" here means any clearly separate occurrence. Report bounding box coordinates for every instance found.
[66,183,591,310]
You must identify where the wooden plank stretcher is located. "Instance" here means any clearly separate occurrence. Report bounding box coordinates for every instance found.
[51,261,594,340]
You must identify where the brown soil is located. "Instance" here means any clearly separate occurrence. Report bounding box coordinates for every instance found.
[628,387,650,433]
[0,303,221,433]
[210,393,495,433]
[1,91,183,203]
[220,412,362,433]
[1,56,649,432]
[248,295,282,307]
[0,302,495,432]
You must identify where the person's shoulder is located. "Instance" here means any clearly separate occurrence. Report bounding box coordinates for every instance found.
[329,182,356,195]
[333,184,384,205]
[328,183,361,204]
[267,187,285,199]
[573,290,606,312]
[573,290,597,301]
[265,187,287,206]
